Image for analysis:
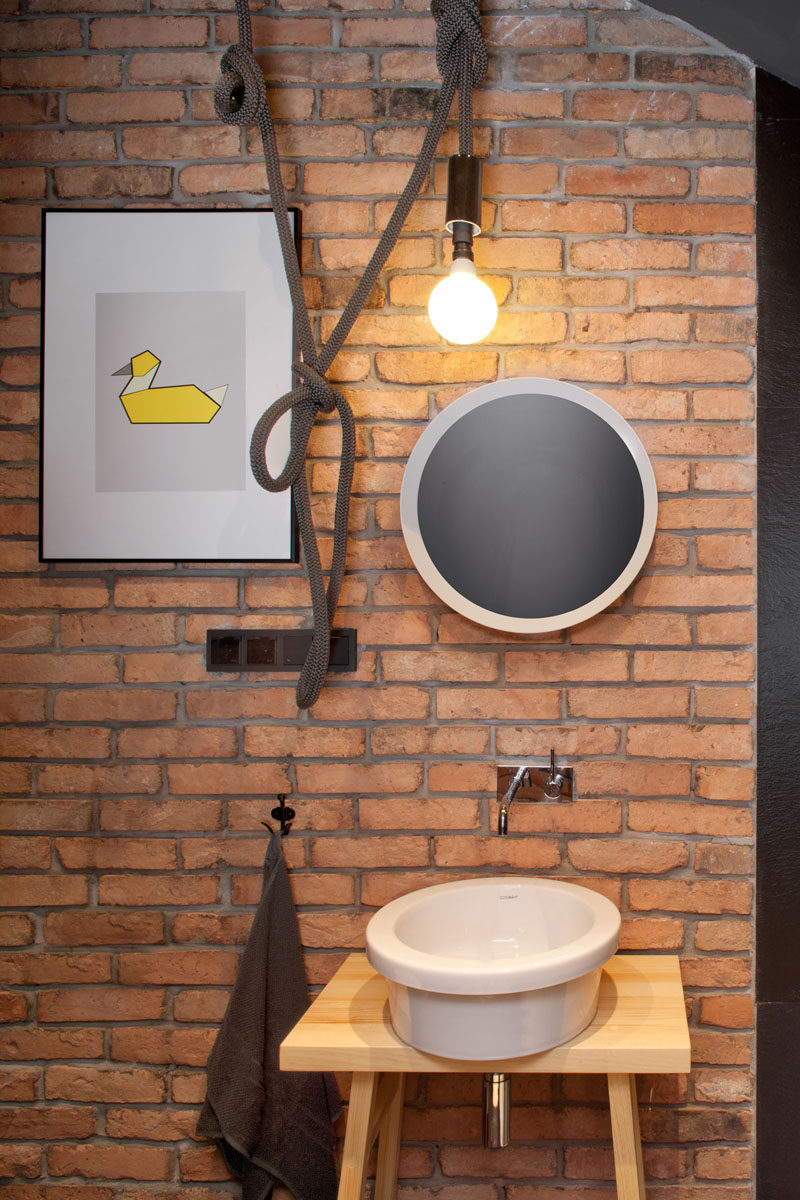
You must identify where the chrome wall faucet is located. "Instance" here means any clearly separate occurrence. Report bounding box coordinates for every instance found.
[496,750,573,834]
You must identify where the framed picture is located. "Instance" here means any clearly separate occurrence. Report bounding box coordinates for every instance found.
[40,208,298,562]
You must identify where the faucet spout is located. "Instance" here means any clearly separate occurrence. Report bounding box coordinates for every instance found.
[498,766,531,834]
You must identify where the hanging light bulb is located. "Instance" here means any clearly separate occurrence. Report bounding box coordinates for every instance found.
[428,258,497,345]
[428,154,498,345]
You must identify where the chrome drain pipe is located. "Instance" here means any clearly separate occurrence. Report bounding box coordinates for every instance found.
[482,1072,510,1147]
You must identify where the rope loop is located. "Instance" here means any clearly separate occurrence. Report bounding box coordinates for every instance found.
[220,0,485,707]
[433,0,487,86]
[213,44,266,126]
[293,360,341,415]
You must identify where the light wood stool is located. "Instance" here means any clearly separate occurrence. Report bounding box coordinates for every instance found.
[281,953,690,1200]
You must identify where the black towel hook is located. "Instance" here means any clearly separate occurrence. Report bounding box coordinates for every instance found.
[269,793,296,837]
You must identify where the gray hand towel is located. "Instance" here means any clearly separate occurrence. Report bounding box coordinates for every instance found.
[196,831,342,1200]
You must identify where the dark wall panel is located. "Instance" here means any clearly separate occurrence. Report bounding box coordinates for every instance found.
[650,1,800,90]
[756,67,800,1196]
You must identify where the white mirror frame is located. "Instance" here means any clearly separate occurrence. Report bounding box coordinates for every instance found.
[400,377,658,634]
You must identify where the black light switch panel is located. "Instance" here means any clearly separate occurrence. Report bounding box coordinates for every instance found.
[206,628,357,673]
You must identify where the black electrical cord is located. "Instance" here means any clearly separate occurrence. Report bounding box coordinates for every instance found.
[214,0,487,709]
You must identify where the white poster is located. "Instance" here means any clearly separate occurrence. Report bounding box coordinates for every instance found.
[41,209,296,562]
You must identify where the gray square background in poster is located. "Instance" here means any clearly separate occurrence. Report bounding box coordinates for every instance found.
[95,290,246,493]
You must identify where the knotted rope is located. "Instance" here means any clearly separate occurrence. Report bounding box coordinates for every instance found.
[214,0,486,708]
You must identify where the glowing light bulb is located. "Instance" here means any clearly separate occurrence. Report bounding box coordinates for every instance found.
[428,258,498,345]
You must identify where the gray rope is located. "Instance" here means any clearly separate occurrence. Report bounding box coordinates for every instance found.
[215,0,486,708]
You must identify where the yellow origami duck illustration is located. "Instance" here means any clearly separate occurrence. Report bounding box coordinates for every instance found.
[113,350,227,424]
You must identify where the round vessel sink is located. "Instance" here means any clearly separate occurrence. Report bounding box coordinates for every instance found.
[365,876,620,1060]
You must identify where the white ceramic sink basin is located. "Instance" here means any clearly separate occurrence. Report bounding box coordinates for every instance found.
[365,876,620,1060]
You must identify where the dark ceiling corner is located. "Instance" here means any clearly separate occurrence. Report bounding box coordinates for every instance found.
[648,0,800,91]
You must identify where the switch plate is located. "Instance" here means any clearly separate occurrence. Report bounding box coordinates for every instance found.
[206,628,357,673]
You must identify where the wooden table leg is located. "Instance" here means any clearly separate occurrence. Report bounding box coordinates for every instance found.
[339,1071,379,1200]
[374,1072,404,1200]
[607,1073,646,1200]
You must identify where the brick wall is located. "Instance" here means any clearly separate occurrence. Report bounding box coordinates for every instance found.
[0,0,756,1196]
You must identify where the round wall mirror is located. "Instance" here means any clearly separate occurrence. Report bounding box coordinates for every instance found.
[400,377,658,633]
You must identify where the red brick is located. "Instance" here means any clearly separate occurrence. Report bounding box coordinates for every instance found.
[118,950,237,986]
[111,1025,216,1066]
[127,50,218,85]
[167,762,291,795]
[578,761,690,797]
[371,726,488,757]
[38,764,161,795]
[567,686,689,718]
[568,838,688,874]
[634,203,754,236]
[506,348,625,383]
[573,88,691,122]
[89,14,207,46]
[0,1145,40,1178]
[691,1031,752,1066]
[494,726,621,758]
[39,987,166,1023]
[358,796,481,830]
[631,348,753,384]
[515,56,630,89]
[436,689,561,721]
[98,875,219,907]
[0,991,28,1021]
[699,994,753,1029]
[66,89,186,124]
[440,1145,556,1178]
[507,650,628,682]
[502,199,625,232]
[172,989,230,1022]
[627,723,752,760]
[0,914,35,945]
[49,1142,172,1180]
[382,649,498,682]
[695,765,754,802]
[566,164,690,197]
[695,686,754,719]
[698,166,755,198]
[55,164,174,199]
[619,916,684,951]
[697,613,755,646]
[310,835,428,869]
[0,875,88,907]
[634,650,753,681]
[628,879,751,914]
[45,911,165,946]
[696,843,753,875]
[698,91,754,122]
[433,834,561,870]
[693,1068,752,1103]
[597,12,706,45]
[0,129,115,162]
[628,802,751,837]
[681,957,751,988]
[695,921,752,951]
[181,838,272,870]
[1,1029,102,1061]
[474,238,562,271]
[375,350,497,385]
[0,55,122,88]
[633,574,753,607]
[0,951,111,985]
[635,52,750,87]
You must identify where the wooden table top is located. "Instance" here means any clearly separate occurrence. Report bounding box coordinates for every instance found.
[280,953,691,1075]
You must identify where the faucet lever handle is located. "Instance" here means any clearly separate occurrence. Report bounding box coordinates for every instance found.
[544,748,565,800]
